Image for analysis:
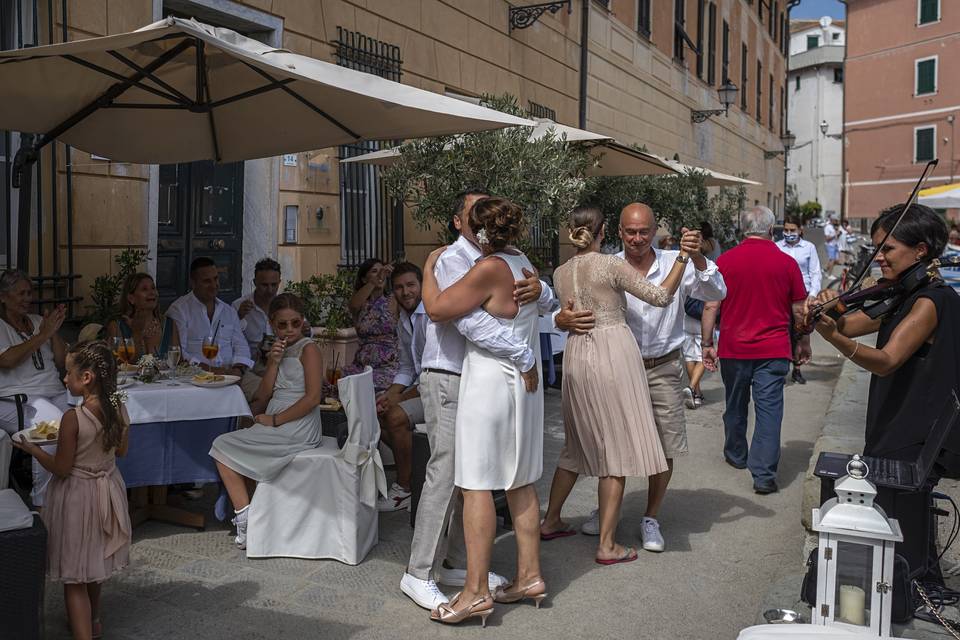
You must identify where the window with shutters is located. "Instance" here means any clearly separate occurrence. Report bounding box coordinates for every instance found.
[834,68,843,83]
[918,0,940,25]
[915,57,937,95]
[722,20,730,82]
[769,74,774,131]
[674,0,685,61]
[915,126,936,163]
[707,3,717,85]
[807,34,819,50]
[696,0,705,78]
[756,60,763,123]
[795,74,801,91]
[638,0,652,37]
[741,43,748,109]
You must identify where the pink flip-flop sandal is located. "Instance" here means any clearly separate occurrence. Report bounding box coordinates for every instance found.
[540,525,577,541]
[595,547,638,565]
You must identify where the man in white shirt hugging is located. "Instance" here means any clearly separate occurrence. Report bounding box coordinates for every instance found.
[375,262,427,512]
[400,189,554,610]
[167,257,253,378]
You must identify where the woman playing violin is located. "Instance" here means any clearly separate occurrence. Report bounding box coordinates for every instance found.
[806,203,960,581]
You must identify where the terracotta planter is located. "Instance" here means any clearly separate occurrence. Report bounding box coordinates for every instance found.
[311,326,358,375]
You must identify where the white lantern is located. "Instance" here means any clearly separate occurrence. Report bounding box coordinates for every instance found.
[811,456,903,637]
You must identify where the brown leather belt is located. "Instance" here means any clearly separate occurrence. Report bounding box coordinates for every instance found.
[423,367,461,377]
[643,349,680,370]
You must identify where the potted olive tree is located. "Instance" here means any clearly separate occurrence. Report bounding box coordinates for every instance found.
[284,270,357,381]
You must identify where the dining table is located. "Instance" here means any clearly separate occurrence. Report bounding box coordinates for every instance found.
[117,375,251,529]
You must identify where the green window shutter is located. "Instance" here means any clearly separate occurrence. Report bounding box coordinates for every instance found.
[807,35,819,50]
[916,128,935,162]
[917,59,936,94]
[920,0,939,24]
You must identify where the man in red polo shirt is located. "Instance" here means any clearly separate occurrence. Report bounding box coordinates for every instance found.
[701,206,810,494]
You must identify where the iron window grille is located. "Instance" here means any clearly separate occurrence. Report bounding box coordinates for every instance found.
[528,101,557,121]
[0,0,80,316]
[334,27,405,269]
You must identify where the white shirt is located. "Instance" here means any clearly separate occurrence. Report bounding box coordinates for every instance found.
[393,301,428,388]
[0,314,67,397]
[776,238,822,296]
[421,235,553,374]
[617,249,727,359]
[232,292,273,358]
[823,222,838,247]
[167,292,254,369]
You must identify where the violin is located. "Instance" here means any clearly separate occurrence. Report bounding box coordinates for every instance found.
[796,159,940,333]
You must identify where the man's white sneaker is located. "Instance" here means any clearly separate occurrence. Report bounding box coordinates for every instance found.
[436,567,509,590]
[682,386,697,409]
[400,573,449,610]
[377,482,411,512]
[640,517,665,552]
[231,505,249,550]
[580,509,600,536]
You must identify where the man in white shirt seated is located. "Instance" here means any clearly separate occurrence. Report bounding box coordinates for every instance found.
[555,203,726,552]
[776,215,822,385]
[375,262,427,512]
[167,257,253,379]
[232,258,281,401]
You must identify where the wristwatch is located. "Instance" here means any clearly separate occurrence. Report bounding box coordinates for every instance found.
[675,254,690,264]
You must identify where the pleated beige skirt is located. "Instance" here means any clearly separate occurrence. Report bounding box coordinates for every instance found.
[558,324,668,478]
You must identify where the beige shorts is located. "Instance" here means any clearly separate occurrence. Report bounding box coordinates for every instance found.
[399,393,425,426]
[645,354,689,457]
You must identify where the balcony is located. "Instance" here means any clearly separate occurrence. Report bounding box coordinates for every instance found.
[789,45,844,72]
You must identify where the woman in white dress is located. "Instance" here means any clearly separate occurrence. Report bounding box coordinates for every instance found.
[209,293,323,549]
[420,197,544,627]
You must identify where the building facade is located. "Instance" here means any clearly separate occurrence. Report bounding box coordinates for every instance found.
[787,16,844,219]
[0,0,787,313]
[845,0,959,224]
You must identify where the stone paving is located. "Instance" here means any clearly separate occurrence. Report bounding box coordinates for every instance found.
[42,345,844,640]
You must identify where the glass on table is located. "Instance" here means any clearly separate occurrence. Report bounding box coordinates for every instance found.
[123,338,137,364]
[202,336,221,367]
[111,336,125,364]
[167,345,182,370]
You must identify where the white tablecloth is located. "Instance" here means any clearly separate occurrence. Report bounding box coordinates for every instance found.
[122,380,251,424]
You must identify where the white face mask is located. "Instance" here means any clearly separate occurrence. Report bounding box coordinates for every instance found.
[783,232,800,244]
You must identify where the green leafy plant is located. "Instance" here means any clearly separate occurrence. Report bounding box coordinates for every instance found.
[382,94,592,253]
[800,200,823,223]
[85,248,150,325]
[284,270,356,340]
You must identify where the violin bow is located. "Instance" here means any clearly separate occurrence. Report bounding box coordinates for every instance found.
[846,159,939,290]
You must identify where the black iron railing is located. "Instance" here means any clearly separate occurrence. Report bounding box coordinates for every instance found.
[334,27,405,268]
[527,101,556,121]
[0,0,80,315]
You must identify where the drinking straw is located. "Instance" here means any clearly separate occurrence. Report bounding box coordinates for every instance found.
[211,320,221,343]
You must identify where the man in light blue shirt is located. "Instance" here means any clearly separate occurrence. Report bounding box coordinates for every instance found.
[776,216,821,384]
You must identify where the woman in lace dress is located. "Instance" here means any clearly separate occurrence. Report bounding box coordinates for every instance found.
[540,206,687,565]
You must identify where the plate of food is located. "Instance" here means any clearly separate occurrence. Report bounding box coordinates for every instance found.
[189,372,241,388]
[16,420,60,444]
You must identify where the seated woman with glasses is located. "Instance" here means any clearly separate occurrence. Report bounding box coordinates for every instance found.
[105,272,181,359]
[0,269,72,507]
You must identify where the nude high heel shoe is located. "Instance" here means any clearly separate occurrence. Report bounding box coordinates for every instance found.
[493,578,548,608]
[430,592,495,627]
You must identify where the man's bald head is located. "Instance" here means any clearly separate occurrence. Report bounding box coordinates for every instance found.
[620,203,656,228]
[619,203,657,260]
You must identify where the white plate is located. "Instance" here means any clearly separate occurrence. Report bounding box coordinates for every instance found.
[117,378,136,389]
[189,374,241,389]
[14,427,58,445]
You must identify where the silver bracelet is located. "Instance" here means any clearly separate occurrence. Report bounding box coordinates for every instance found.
[846,342,860,359]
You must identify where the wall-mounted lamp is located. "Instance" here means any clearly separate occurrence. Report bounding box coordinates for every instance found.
[691,80,739,123]
[764,131,797,159]
[820,120,843,139]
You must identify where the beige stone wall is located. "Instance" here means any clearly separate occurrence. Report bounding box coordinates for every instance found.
[39,0,787,307]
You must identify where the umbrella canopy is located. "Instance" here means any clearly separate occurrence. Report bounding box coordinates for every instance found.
[0,16,535,164]
[663,159,762,187]
[919,182,960,209]
[338,119,676,176]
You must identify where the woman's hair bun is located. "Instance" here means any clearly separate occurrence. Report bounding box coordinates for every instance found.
[569,226,594,249]
[468,197,525,251]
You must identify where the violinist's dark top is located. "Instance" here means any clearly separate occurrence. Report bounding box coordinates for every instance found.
[866,280,960,460]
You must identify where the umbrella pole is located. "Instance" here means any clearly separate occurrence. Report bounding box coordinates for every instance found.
[12,134,38,271]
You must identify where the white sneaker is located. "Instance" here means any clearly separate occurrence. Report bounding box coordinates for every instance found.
[436,567,509,590]
[682,386,696,409]
[377,482,411,512]
[640,517,665,552]
[580,509,600,536]
[400,573,449,610]
[231,506,249,550]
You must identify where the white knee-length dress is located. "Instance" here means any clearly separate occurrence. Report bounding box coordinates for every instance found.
[455,251,544,491]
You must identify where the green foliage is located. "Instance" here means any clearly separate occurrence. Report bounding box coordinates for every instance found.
[800,200,823,222]
[84,248,150,325]
[381,94,592,248]
[581,167,747,249]
[785,184,801,218]
[284,270,356,339]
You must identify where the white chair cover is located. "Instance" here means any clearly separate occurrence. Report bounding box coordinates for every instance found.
[246,367,388,564]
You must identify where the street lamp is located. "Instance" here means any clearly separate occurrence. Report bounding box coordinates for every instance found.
[764,131,795,159]
[820,120,843,139]
[691,80,739,123]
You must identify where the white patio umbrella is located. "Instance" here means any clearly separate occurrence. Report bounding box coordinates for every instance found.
[337,118,678,176]
[919,182,960,209]
[0,16,534,164]
[662,159,762,187]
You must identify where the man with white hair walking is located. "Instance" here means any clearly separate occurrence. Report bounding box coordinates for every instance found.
[701,207,809,494]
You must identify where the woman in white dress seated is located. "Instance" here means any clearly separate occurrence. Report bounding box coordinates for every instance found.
[0,269,71,506]
[420,197,545,627]
[208,293,323,549]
